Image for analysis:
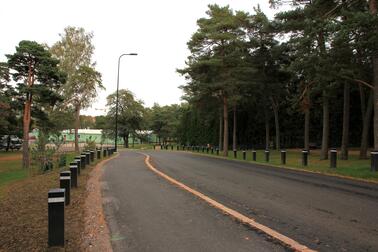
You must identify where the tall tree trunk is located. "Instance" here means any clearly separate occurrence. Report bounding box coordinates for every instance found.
[320,91,330,160]
[22,99,31,169]
[232,105,237,150]
[304,108,310,151]
[264,107,270,150]
[370,0,378,149]
[74,105,80,153]
[360,91,374,158]
[222,96,229,156]
[341,83,350,160]
[271,98,280,150]
[219,110,223,151]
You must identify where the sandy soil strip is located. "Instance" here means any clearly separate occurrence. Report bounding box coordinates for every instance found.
[82,154,118,251]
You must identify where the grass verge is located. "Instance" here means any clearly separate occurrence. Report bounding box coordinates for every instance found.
[172,148,378,182]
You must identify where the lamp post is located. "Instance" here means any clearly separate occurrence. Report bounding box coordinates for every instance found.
[115,53,137,152]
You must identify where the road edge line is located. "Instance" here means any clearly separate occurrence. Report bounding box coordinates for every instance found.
[140,153,316,252]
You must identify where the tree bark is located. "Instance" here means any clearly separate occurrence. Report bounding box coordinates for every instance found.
[304,107,310,151]
[219,110,223,151]
[22,99,31,169]
[264,107,270,150]
[320,91,330,160]
[271,98,280,150]
[74,105,80,153]
[232,105,237,150]
[369,0,378,149]
[341,83,350,160]
[222,96,229,156]
[360,91,373,158]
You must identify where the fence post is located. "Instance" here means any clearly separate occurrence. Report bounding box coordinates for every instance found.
[371,151,378,172]
[302,150,308,166]
[243,151,246,160]
[69,165,78,188]
[48,188,65,247]
[252,150,257,161]
[281,150,286,165]
[59,171,71,205]
[330,149,337,168]
[233,150,237,158]
[90,151,95,162]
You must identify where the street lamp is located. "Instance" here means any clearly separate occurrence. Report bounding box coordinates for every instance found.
[115,53,137,152]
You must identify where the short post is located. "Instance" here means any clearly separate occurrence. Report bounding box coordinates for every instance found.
[216,148,219,155]
[281,150,286,165]
[60,171,71,205]
[177,145,179,151]
[243,151,246,160]
[70,158,81,175]
[80,155,86,169]
[166,145,168,150]
[90,151,95,162]
[97,149,101,159]
[211,148,214,154]
[371,151,378,172]
[48,188,65,247]
[171,145,173,150]
[302,150,308,166]
[265,149,270,162]
[252,150,256,161]
[182,145,185,150]
[69,164,78,188]
[330,149,337,168]
[233,150,237,159]
[103,149,107,157]
[202,146,205,153]
[84,152,90,165]
[153,145,156,150]
[206,147,209,154]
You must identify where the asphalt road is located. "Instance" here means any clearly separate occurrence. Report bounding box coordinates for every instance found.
[102,150,378,251]
[102,151,285,252]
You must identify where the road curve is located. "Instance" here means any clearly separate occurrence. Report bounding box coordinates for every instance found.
[101,151,285,252]
[143,150,378,252]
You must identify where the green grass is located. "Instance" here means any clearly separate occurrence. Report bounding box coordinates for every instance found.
[177,148,378,182]
[126,143,155,150]
[0,151,80,191]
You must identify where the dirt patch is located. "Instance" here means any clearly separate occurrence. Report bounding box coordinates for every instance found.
[0,161,95,251]
[81,156,115,251]
[0,154,22,161]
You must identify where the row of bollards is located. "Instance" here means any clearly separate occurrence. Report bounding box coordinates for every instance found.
[48,147,115,248]
[159,145,378,172]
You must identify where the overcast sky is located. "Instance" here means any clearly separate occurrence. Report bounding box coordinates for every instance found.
[0,0,284,116]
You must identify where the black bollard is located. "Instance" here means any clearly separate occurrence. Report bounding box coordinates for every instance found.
[234,150,237,159]
[153,145,156,150]
[80,155,86,169]
[60,171,71,205]
[207,147,209,154]
[171,145,174,150]
[330,149,337,168]
[84,152,90,165]
[90,151,95,162]
[71,161,80,176]
[252,150,257,161]
[302,150,308,166]
[202,146,205,153]
[182,145,185,151]
[216,148,219,155]
[211,148,214,154]
[243,151,246,160]
[265,150,270,162]
[166,145,168,150]
[281,150,286,165]
[103,149,107,157]
[371,151,378,172]
[48,188,65,247]
[177,145,179,151]
[97,149,101,159]
[69,164,78,188]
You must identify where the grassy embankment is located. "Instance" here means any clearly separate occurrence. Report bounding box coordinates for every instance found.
[128,144,378,182]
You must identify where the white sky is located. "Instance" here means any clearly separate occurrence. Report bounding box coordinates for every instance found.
[0,0,283,116]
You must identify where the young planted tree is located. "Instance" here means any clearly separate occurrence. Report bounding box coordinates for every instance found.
[6,40,65,169]
[51,26,103,152]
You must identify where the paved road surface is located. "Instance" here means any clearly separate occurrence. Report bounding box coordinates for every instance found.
[102,150,378,251]
[102,151,284,252]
